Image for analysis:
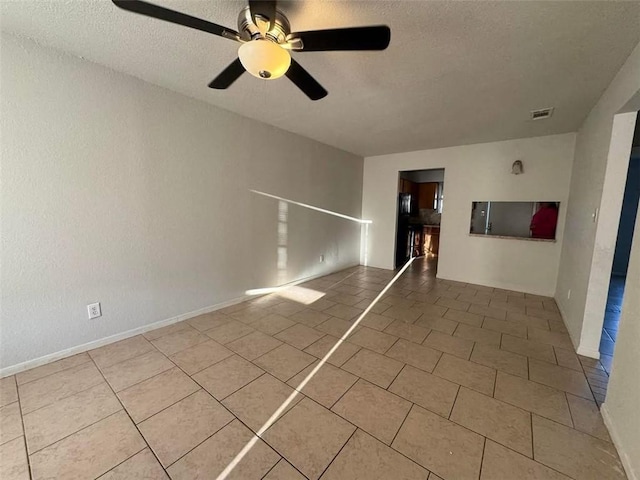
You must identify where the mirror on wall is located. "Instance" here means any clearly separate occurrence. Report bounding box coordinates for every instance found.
[470,201,560,240]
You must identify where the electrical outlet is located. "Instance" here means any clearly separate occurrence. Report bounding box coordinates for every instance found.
[567,289,571,300]
[319,254,325,263]
[87,302,101,319]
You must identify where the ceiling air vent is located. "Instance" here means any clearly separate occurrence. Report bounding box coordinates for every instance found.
[530,108,554,120]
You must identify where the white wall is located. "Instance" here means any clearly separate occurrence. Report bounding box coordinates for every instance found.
[362,133,575,296]
[0,34,363,373]
[602,204,640,480]
[555,41,640,358]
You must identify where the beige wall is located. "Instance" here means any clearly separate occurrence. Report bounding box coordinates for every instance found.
[555,41,640,358]
[362,133,575,296]
[0,34,364,373]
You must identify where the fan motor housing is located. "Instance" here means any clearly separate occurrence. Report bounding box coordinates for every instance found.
[238,6,290,44]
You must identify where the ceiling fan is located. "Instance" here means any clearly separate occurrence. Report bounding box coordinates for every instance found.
[112,0,391,100]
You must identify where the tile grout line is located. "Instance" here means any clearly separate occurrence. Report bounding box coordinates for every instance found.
[13,377,34,480]
[88,355,171,478]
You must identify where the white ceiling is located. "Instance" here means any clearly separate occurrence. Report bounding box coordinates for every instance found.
[1,1,639,157]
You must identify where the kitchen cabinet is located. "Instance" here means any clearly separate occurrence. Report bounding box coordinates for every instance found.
[418,183,438,210]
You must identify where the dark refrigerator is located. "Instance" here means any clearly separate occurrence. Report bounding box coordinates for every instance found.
[395,193,412,268]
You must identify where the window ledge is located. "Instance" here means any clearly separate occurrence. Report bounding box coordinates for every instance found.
[469,233,556,243]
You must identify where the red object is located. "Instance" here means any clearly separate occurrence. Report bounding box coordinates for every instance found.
[530,205,558,239]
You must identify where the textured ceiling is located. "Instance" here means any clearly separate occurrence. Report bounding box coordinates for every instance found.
[1,1,640,156]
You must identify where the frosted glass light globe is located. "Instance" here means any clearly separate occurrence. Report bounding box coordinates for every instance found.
[238,39,291,80]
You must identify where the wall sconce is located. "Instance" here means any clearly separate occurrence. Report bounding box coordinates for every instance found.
[511,160,524,175]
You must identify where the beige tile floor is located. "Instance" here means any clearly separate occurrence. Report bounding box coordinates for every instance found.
[0,258,626,479]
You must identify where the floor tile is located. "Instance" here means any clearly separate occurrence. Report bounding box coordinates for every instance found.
[229,307,271,324]
[324,304,363,321]
[480,440,570,480]
[348,326,398,353]
[532,414,625,480]
[206,320,255,344]
[566,394,611,442]
[482,317,527,338]
[553,347,582,371]
[30,411,145,480]
[494,372,572,426]
[444,309,484,327]
[304,335,361,367]
[167,419,279,480]
[433,353,496,396]
[0,402,22,446]
[383,320,430,344]
[526,307,562,322]
[269,301,307,317]
[306,298,338,313]
[222,374,302,431]
[359,312,395,331]
[414,303,449,318]
[413,315,458,337]
[381,305,423,322]
[117,367,199,423]
[470,343,528,378]
[18,361,104,414]
[15,353,91,386]
[289,309,331,327]
[99,448,168,479]
[341,349,404,388]
[0,437,29,480]
[385,338,442,373]
[226,331,282,360]
[454,323,501,347]
[275,323,325,350]
[143,322,192,341]
[450,387,532,456]
[500,335,556,363]
[169,339,233,375]
[389,365,459,418]
[101,350,175,392]
[436,296,470,312]
[322,429,428,480]
[264,398,356,480]
[529,359,592,399]
[469,304,507,320]
[187,312,232,332]
[287,361,358,408]
[331,293,363,307]
[23,382,121,453]
[263,459,305,479]
[423,331,474,359]
[528,328,574,350]
[332,379,411,444]
[0,377,18,408]
[315,317,358,337]
[139,390,233,467]
[90,336,155,369]
[392,405,484,480]
[254,344,316,382]
[505,311,550,330]
[192,354,263,400]
[251,313,296,336]
[150,328,209,356]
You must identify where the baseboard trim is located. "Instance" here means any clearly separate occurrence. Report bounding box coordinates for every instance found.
[0,263,359,378]
[576,345,601,359]
[601,403,638,480]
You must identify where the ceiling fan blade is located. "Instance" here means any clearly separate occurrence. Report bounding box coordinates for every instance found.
[285,59,327,101]
[288,25,390,51]
[208,58,245,89]
[248,0,276,31]
[112,0,240,41]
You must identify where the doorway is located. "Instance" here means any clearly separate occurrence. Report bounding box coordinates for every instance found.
[599,127,640,364]
[395,169,444,269]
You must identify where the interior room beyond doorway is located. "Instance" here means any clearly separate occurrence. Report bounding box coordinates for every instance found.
[395,169,444,268]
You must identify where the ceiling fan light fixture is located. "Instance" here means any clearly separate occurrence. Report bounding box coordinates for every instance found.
[238,39,291,79]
